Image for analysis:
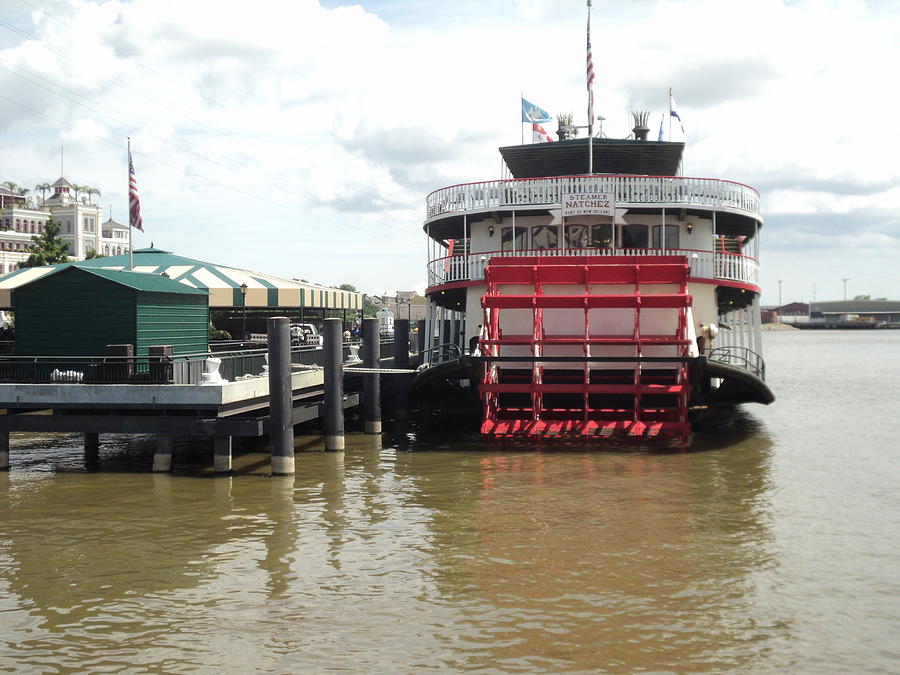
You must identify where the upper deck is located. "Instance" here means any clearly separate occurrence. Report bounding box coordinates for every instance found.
[426,173,761,227]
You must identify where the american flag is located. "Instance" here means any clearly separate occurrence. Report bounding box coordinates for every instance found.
[128,148,143,232]
[586,21,595,126]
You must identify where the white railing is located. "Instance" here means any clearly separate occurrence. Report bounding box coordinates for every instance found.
[426,247,759,288]
[426,175,760,221]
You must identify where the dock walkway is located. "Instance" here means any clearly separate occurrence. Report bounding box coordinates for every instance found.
[0,318,413,475]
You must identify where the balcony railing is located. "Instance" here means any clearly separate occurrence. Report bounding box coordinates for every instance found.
[426,175,760,221]
[0,341,395,386]
[427,247,759,288]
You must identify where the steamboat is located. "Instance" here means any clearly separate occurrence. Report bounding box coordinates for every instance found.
[412,111,774,442]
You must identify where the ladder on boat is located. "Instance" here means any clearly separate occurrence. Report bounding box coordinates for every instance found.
[478,256,693,441]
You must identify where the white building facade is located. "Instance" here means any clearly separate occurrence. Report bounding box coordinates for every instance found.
[0,178,128,275]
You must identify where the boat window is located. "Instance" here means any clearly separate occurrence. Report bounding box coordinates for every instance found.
[651,224,680,249]
[501,226,527,252]
[531,225,559,250]
[591,224,613,248]
[565,224,589,249]
[621,224,648,248]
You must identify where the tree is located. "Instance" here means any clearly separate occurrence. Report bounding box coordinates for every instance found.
[84,248,106,259]
[2,181,29,199]
[34,182,51,205]
[362,294,379,318]
[338,283,358,292]
[79,185,100,203]
[21,218,70,267]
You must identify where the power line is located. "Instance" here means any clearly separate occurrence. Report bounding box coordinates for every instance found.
[0,91,421,244]
[6,0,417,212]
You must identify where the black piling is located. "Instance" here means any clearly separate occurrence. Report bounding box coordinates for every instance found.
[153,434,174,472]
[323,318,345,451]
[214,436,232,474]
[268,316,295,474]
[84,433,99,469]
[362,317,381,434]
[394,319,410,420]
[0,431,9,471]
[416,319,425,357]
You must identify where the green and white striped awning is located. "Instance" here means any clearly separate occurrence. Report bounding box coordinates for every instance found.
[0,248,362,311]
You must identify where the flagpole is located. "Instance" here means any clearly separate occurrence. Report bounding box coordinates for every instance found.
[128,137,133,270]
[668,88,672,144]
[520,92,524,145]
[587,1,593,174]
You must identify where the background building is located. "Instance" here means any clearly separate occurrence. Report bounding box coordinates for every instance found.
[369,291,427,323]
[1,178,123,274]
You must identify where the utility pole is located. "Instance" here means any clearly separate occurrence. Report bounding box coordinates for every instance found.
[842,278,849,302]
[778,280,783,308]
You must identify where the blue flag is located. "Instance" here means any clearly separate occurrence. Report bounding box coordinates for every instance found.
[522,98,552,124]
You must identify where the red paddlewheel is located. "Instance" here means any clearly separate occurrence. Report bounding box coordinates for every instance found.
[479,256,692,445]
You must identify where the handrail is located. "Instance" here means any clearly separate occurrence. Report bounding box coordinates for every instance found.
[420,343,462,366]
[426,246,760,288]
[706,346,766,379]
[426,174,761,221]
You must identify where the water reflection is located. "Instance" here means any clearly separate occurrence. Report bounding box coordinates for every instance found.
[0,416,780,672]
[389,415,777,672]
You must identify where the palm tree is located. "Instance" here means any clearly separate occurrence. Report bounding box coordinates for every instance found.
[84,186,101,204]
[34,182,51,205]
[1,182,29,207]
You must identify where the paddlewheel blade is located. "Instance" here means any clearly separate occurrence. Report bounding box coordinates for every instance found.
[478,256,692,443]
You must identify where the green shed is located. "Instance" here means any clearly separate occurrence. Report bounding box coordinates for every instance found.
[14,266,209,357]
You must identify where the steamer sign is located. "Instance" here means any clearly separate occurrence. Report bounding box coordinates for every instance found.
[562,192,615,218]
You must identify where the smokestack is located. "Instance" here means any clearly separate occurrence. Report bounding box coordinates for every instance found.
[556,113,577,141]
[632,110,650,141]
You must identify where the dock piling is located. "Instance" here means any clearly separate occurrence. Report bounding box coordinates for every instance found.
[153,434,174,472]
[268,316,295,474]
[84,433,99,469]
[323,318,345,451]
[214,436,232,474]
[362,317,381,434]
[0,431,8,471]
[394,319,410,420]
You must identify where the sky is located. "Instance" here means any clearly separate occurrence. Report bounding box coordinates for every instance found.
[1,0,898,303]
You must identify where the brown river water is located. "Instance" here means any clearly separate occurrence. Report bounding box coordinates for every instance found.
[1,330,898,673]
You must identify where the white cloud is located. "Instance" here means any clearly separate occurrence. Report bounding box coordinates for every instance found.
[0,0,898,300]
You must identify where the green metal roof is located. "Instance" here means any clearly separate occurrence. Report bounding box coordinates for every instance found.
[0,247,363,310]
[61,266,209,294]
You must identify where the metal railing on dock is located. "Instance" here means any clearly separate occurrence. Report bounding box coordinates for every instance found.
[0,340,396,386]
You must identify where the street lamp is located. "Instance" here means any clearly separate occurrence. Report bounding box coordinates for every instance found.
[239,282,248,340]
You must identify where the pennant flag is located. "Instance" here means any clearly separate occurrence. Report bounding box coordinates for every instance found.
[128,147,143,232]
[532,123,554,143]
[522,98,552,124]
[658,113,665,141]
[669,89,684,132]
